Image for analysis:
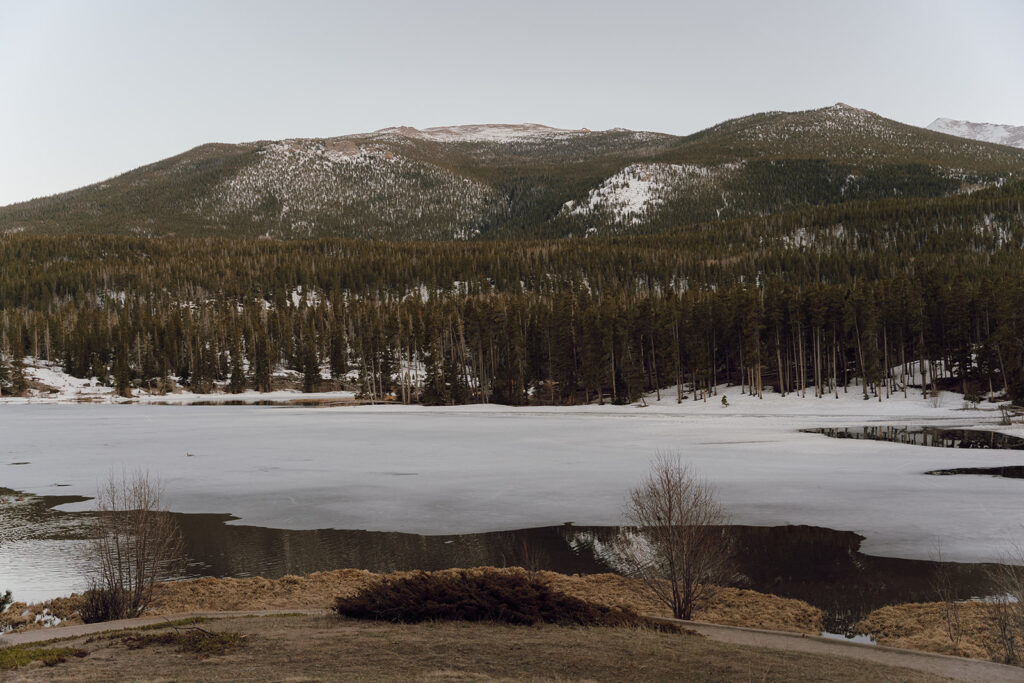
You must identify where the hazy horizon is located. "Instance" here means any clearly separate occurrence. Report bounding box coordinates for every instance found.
[2,0,1022,206]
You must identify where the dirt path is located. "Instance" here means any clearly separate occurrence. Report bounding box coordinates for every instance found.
[0,610,326,647]
[3,610,1022,682]
[663,619,1024,683]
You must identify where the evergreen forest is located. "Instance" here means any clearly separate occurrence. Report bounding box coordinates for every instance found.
[3,179,1024,404]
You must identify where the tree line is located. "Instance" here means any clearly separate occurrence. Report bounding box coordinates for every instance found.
[2,233,1022,402]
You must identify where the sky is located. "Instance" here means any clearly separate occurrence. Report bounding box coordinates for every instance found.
[1,0,1022,206]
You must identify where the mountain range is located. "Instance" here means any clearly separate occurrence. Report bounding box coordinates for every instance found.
[927,117,1024,149]
[2,103,1022,240]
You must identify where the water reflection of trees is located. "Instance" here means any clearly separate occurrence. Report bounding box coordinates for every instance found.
[807,426,1024,450]
[174,517,604,579]
[6,493,1009,636]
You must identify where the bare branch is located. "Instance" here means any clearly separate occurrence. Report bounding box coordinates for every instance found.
[83,468,184,622]
[609,452,735,620]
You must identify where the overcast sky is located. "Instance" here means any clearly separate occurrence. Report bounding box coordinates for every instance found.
[1,0,1022,206]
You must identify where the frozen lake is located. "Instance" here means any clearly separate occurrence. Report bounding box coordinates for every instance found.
[3,391,1024,571]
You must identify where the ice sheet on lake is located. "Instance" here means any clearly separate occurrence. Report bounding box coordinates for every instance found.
[1,389,1022,565]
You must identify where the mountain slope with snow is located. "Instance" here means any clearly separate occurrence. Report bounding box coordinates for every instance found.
[927,118,1024,149]
[2,104,1023,239]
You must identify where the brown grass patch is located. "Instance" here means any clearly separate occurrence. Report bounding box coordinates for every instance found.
[0,595,87,632]
[855,601,995,659]
[543,572,824,633]
[145,567,822,632]
[7,567,823,635]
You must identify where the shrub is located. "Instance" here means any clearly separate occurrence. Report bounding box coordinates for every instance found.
[610,454,735,620]
[83,470,184,622]
[80,586,132,624]
[334,569,669,629]
[0,590,11,613]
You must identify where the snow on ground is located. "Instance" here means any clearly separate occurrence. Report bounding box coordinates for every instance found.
[1,386,1022,570]
[564,162,739,224]
[0,359,355,405]
[16,363,117,402]
[411,123,583,143]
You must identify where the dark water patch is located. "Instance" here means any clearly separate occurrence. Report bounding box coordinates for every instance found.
[926,466,1024,479]
[804,426,1024,450]
[723,525,997,634]
[0,488,95,544]
[8,462,30,466]
[173,516,607,580]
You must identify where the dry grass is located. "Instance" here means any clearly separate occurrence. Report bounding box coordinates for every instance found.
[119,629,247,657]
[0,645,88,671]
[542,571,824,633]
[2,567,823,635]
[855,601,995,659]
[3,614,947,682]
[0,596,85,632]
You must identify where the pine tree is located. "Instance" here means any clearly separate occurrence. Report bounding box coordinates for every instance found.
[10,352,28,397]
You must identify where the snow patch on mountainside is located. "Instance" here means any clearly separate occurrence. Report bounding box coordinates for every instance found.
[564,162,740,224]
[417,123,582,143]
[195,139,501,238]
[366,123,663,146]
[738,104,910,149]
[927,118,1024,149]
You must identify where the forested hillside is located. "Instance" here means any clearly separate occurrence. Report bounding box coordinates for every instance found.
[2,173,1024,403]
[2,103,1023,404]
[2,104,1022,240]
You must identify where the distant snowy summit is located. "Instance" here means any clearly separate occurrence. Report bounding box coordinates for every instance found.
[373,123,589,143]
[927,117,1024,149]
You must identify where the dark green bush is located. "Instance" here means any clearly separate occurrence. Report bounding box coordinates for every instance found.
[80,587,131,623]
[334,569,665,628]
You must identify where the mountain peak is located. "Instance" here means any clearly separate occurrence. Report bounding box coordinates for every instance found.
[926,117,1024,149]
[4,103,1024,239]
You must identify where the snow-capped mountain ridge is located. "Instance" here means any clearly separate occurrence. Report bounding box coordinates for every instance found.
[369,123,588,143]
[927,118,1024,149]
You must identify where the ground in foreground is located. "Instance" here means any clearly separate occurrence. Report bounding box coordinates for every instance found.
[2,614,949,682]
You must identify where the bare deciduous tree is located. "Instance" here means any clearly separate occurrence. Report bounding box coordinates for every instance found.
[83,470,184,622]
[610,453,734,620]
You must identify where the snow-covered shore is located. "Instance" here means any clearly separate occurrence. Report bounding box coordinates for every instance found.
[0,358,356,405]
